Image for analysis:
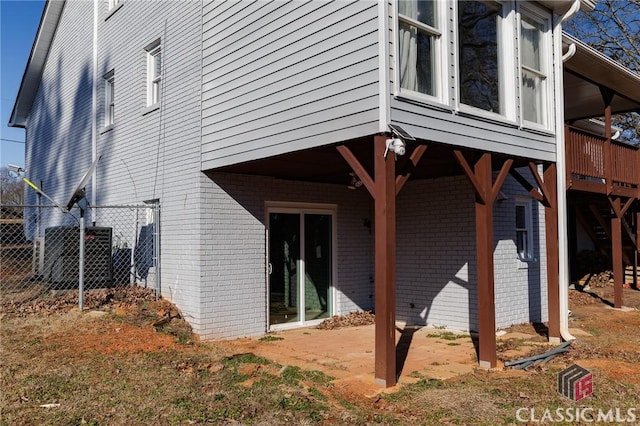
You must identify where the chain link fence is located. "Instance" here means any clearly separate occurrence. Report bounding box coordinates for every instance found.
[1,204,160,309]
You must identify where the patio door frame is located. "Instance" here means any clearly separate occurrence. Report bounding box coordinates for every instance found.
[266,201,337,331]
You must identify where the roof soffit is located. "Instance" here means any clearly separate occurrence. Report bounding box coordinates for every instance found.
[8,1,65,128]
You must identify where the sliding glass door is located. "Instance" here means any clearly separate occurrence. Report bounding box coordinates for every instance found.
[268,207,334,329]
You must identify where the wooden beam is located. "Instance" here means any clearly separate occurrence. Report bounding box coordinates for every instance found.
[611,185,639,199]
[543,164,560,340]
[453,150,487,204]
[608,196,633,219]
[490,160,514,203]
[396,144,428,195]
[569,180,607,194]
[336,145,375,197]
[373,134,397,387]
[528,163,552,207]
[509,169,544,203]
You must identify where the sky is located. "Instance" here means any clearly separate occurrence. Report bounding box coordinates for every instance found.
[0,0,45,170]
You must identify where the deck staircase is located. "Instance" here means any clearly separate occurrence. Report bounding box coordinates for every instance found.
[573,202,638,272]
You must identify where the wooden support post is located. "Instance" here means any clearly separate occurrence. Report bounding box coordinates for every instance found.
[609,196,634,308]
[634,252,638,289]
[374,134,397,387]
[474,154,497,368]
[600,87,614,195]
[339,139,426,388]
[453,151,511,369]
[564,126,573,190]
[612,214,623,308]
[543,164,560,340]
[634,244,638,290]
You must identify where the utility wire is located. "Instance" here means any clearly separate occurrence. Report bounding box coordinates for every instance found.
[0,138,25,144]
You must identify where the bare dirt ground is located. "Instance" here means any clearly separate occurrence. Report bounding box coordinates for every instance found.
[1,282,639,425]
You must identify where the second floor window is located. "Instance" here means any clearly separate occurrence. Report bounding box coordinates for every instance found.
[398,0,441,98]
[519,6,550,128]
[146,42,162,107]
[458,1,503,114]
[395,1,553,131]
[104,71,114,126]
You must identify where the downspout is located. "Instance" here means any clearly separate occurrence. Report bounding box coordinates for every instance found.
[554,0,580,342]
[377,0,390,132]
[91,0,98,210]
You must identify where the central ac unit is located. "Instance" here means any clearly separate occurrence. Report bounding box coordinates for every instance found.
[43,226,113,289]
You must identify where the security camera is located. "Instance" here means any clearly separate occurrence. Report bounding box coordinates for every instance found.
[7,164,24,173]
[385,137,406,156]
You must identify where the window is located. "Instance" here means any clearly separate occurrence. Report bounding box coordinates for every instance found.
[104,71,115,127]
[146,41,161,107]
[395,0,552,129]
[519,6,550,127]
[397,0,442,98]
[457,1,503,114]
[515,199,533,260]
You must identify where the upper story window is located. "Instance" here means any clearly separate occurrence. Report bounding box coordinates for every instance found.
[457,1,503,114]
[145,40,162,107]
[518,4,551,128]
[104,70,115,127]
[394,0,553,131]
[398,0,442,99]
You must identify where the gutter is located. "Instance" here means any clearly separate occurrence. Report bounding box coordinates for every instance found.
[92,0,98,209]
[554,0,581,343]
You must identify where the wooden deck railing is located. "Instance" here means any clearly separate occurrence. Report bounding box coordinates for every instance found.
[566,125,640,197]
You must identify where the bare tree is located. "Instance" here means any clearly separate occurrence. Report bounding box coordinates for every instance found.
[564,0,640,145]
[0,167,24,206]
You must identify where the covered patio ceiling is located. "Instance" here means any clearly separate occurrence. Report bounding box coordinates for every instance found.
[563,33,640,121]
[212,138,538,187]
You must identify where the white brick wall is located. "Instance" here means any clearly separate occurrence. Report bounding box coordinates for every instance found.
[198,172,374,339]
[494,168,548,328]
[396,170,548,332]
[197,168,549,339]
[396,176,477,330]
